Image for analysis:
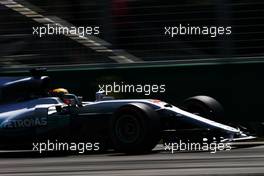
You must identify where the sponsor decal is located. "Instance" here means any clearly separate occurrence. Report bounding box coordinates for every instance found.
[1,117,47,128]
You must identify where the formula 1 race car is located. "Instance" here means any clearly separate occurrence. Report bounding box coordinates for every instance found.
[0,69,254,153]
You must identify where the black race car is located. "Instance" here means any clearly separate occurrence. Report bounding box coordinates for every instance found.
[0,70,254,153]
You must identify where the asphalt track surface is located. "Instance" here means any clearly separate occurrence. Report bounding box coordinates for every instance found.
[0,144,264,176]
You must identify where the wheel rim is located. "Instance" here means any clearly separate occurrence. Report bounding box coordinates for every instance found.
[115,114,141,143]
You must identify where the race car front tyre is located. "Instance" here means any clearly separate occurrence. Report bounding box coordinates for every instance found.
[110,103,161,154]
[182,95,225,122]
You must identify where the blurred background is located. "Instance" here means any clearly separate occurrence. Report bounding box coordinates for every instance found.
[0,0,264,134]
[0,0,264,67]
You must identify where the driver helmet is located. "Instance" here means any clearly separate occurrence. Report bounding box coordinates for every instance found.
[49,88,69,97]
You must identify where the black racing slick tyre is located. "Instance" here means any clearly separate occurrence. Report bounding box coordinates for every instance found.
[182,95,225,122]
[110,103,161,154]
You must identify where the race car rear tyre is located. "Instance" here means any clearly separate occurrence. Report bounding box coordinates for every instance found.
[182,95,225,122]
[110,103,161,154]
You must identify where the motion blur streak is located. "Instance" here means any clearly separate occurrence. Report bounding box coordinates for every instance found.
[0,0,142,64]
[0,145,263,175]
